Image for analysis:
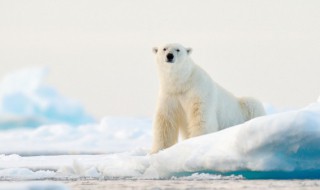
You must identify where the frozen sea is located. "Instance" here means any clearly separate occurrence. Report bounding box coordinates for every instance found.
[1,180,320,190]
[62,180,320,190]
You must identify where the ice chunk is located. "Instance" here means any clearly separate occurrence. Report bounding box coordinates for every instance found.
[0,68,94,128]
[0,168,56,180]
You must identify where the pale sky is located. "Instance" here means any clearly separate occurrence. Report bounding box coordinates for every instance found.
[0,0,319,118]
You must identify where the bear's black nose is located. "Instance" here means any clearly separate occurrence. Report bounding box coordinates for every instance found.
[166,53,174,61]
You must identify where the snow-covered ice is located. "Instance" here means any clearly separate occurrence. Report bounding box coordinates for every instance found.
[0,68,94,129]
[0,102,320,180]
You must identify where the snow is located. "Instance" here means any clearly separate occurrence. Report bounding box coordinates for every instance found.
[0,168,56,180]
[63,180,320,190]
[0,117,152,154]
[0,182,68,190]
[170,173,244,180]
[145,103,320,179]
[0,68,94,129]
[0,68,320,180]
[0,102,320,180]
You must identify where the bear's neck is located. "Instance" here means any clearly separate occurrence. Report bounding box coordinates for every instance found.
[158,59,195,95]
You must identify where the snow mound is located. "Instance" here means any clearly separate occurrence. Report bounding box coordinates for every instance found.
[0,68,94,129]
[144,102,320,179]
[1,102,320,179]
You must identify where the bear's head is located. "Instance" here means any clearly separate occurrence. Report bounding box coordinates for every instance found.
[152,44,192,65]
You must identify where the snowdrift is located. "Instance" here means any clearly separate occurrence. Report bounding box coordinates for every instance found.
[1,102,320,180]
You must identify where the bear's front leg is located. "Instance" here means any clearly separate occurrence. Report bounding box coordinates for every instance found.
[150,97,179,154]
[186,97,216,138]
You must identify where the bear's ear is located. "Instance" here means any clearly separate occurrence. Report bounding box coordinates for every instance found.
[152,47,158,54]
[186,48,192,55]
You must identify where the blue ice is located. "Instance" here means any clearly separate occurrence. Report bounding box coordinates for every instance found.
[0,68,94,129]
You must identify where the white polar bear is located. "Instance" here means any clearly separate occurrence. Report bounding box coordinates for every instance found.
[151,43,266,154]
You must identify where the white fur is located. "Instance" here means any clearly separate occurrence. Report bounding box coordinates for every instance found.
[151,43,265,154]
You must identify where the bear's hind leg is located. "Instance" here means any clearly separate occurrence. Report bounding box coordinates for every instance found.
[239,97,266,120]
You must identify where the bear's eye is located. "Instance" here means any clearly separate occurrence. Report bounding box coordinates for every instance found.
[176,49,180,52]
[163,48,167,51]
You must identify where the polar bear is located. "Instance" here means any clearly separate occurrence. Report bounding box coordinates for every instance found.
[150,43,266,154]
